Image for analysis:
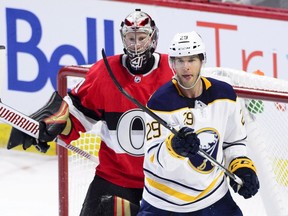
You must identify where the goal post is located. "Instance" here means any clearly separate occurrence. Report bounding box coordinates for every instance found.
[57,65,288,216]
[57,65,91,216]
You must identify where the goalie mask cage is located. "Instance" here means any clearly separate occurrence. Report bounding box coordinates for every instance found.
[57,66,288,216]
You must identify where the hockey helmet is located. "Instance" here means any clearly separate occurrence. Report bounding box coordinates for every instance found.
[168,31,206,70]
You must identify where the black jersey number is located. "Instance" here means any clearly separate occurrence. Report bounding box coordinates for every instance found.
[116,109,146,156]
[146,121,161,141]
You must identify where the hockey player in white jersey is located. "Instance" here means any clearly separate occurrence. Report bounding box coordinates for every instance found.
[137,31,260,215]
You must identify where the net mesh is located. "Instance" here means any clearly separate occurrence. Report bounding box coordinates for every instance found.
[203,67,288,216]
[68,125,101,215]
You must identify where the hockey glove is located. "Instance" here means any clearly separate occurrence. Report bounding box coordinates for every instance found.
[229,157,260,199]
[167,127,200,158]
[7,91,70,153]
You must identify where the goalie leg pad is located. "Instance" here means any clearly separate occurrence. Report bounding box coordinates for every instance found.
[94,195,139,216]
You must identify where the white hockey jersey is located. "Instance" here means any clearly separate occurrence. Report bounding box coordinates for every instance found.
[143,77,248,212]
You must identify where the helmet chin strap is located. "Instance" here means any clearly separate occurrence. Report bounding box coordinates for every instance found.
[174,73,201,90]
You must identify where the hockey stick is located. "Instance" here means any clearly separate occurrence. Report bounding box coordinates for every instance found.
[101,48,243,187]
[0,100,99,163]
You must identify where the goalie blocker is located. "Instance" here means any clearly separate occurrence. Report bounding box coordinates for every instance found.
[7,91,70,153]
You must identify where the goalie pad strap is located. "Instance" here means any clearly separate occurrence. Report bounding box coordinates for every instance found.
[114,196,132,216]
[94,195,139,216]
[228,157,257,173]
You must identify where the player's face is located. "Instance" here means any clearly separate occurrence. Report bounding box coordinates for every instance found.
[173,55,202,88]
[123,32,150,54]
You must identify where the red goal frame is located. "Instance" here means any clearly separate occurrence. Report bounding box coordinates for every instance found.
[57,66,89,216]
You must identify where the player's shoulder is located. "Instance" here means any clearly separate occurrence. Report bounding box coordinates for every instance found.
[153,52,168,63]
[86,54,122,77]
[203,76,237,101]
[89,54,122,70]
[204,76,233,90]
[147,80,177,110]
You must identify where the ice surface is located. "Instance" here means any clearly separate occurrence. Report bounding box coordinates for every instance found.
[0,149,58,216]
[0,149,268,216]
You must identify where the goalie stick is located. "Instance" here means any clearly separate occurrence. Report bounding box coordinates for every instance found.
[101,48,243,188]
[0,100,99,164]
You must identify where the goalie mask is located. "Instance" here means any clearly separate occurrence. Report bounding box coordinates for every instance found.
[168,31,206,89]
[120,9,159,71]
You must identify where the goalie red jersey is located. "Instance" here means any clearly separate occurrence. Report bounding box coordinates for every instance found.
[60,53,173,188]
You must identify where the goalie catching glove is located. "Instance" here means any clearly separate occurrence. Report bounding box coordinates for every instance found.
[228,156,260,199]
[7,91,71,153]
[166,127,200,158]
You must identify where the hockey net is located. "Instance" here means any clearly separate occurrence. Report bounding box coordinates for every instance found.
[57,65,288,216]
